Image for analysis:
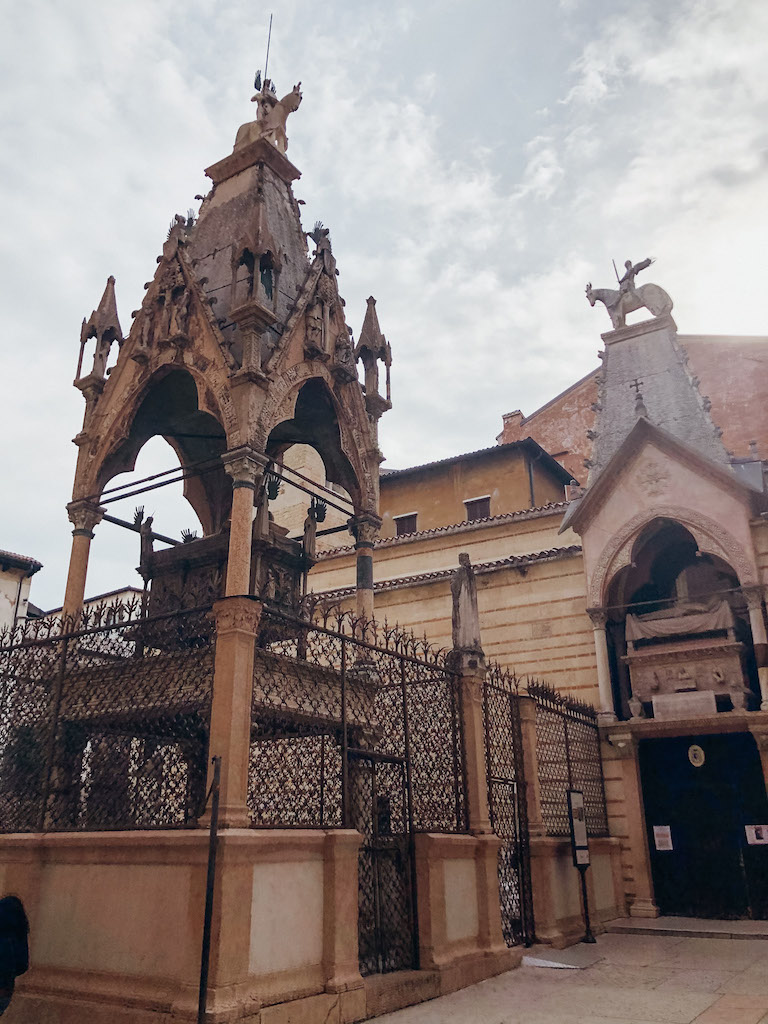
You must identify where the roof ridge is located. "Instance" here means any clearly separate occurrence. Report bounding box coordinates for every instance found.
[314,544,582,596]
[316,502,568,559]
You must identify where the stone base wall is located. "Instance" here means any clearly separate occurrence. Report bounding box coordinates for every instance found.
[0,828,519,1024]
[531,836,625,949]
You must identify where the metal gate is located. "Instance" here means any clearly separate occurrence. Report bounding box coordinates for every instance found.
[351,750,417,975]
[483,669,534,946]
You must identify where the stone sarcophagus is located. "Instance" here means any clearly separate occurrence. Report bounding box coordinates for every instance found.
[623,600,752,717]
[141,519,311,617]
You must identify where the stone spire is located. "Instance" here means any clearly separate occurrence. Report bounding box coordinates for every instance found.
[355,296,392,416]
[587,314,729,482]
[77,275,123,381]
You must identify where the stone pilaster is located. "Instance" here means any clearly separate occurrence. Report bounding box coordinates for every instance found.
[61,499,104,622]
[517,695,545,837]
[603,727,658,918]
[222,447,267,597]
[743,586,768,711]
[456,650,492,835]
[587,607,617,722]
[207,596,262,827]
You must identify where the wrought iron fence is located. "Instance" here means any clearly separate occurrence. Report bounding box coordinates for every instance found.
[528,680,608,838]
[251,605,467,977]
[249,606,467,835]
[483,661,534,946]
[0,602,214,832]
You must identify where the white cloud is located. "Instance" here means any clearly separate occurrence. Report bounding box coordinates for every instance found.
[2,0,767,607]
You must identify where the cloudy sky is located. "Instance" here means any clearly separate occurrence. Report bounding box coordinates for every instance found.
[2,0,767,608]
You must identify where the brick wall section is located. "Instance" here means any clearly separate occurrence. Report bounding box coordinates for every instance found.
[498,335,768,476]
[498,372,599,483]
[679,335,768,458]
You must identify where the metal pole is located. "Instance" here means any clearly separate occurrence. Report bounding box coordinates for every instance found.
[579,865,596,944]
[263,14,273,82]
[198,756,221,1024]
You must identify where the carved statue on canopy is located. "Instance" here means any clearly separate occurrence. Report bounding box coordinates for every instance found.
[247,80,302,154]
[586,258,673,329]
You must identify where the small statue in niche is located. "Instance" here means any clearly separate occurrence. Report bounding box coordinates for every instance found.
[309,222,336,276]
[169,288,191,337]
[304,297,326,358]
[334,331,357,380]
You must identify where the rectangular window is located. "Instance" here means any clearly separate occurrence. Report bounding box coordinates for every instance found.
[394,513,418,536]
[464,496,491,522]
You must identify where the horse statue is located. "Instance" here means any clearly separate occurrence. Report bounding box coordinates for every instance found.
[586,258,673,329]
[234,80,302,154]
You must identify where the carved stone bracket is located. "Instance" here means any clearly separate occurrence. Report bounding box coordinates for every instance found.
[66,500,104,538]
[222,447,268,490]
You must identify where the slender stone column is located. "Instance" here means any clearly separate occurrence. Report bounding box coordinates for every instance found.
[587,607,616,722]
[348,513,381,621]
[451,553,492,834]
[459,653,493,835]
[206,596,262,827]
[744,587,768,711]
[62,500,104,622]
[222,447,266,597]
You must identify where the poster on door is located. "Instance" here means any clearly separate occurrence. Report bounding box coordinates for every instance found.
[653,825,673,851]
[745,825,768,845]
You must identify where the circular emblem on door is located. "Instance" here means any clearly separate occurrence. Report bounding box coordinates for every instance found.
[688,744,705,768]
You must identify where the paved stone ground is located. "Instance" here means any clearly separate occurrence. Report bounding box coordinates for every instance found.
[375,933,768,1024]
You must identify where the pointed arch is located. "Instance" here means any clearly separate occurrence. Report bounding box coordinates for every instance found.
[590,505,758,607]
[253,365,376,513]
[89,366,231,534]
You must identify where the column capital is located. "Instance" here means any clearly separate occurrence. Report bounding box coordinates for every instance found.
[222,446,268,489]
[587,606,608,629]
[66,499,104,537]
[348,513,382,548]
[742,584,766,611]
[213,595,263,635]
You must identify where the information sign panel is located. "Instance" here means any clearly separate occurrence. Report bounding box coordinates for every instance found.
[567,789,590,868]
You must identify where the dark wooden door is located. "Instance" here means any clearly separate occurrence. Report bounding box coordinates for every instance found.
[639,733,768,919]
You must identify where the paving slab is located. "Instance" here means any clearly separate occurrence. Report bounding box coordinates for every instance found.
[373,933,767,1024]
[523,943,605,969]
[607,918,768,940]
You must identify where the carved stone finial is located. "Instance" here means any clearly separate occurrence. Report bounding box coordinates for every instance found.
[77,275,123,382]
[355,296,392,417]
[585,258,673,330]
